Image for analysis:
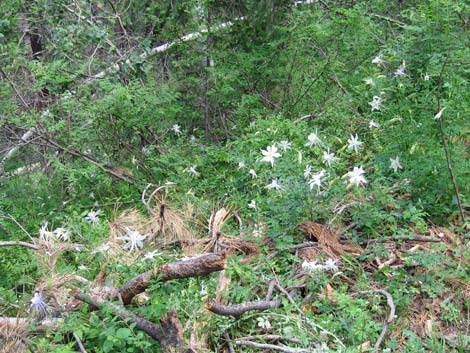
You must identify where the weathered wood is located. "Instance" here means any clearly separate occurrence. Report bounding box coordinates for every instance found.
[119,253,226,304]
[207,299,281,318]
[76,293,183,352]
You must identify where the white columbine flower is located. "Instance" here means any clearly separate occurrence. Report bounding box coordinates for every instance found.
[364,78,375,86]
[39,222,54,241]
[323,258,339,272]
[369,96,383,111]
[141,146,151,156]
[29,291,47,315]
[346,166,367,187]
[188,166,199,176]
[305,129,323,147]
[248,169,257,178]
[238,161,246,169]
[322,149,338,167]
[200,284,208,296]
[369,120,381,129]
[248,200,257,209]
[371,55,385,65]
[261,145,282,167]
[393,61,407,77]
[390,156,403,173]
[434,107,446,120]
[172,124,182,135]
[93,242,110,254]
[85,209,101,224]
[302,260,324,273]
[424,73,430,81]
[257,317,272,329]
[53,227,70,241]
[143,250,162,261]
[277,140,292,151]
[304,164,312,179]
[347,134,363,153]
[265,179,284,190]
[308,169,326,192]
[118,229,147,252]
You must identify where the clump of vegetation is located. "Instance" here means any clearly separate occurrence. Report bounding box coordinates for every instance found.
[0,1,469,352]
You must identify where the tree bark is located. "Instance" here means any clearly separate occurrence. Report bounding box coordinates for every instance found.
[76,293,183,352]
[207,299,282,318]
[119,253,226,304]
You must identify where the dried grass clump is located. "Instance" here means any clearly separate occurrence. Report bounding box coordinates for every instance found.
[148,203,193,247]
[142,184,193,246]
[106,208,148,264]
[36,240,84,272]
[0,338,26,353]
[297,221,363,260]
[182,207,257,258]
[0,317,27,353]
[35,272,89,314]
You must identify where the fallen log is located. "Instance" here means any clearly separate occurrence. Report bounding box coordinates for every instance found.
[119,253,226,304]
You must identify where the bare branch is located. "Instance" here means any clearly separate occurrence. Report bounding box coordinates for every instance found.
[0,241,39,250]
[73,331,88,353]
[119,253,226,304]
[354,289,396,350]
[75,293,183,351]
[207,299,281,318]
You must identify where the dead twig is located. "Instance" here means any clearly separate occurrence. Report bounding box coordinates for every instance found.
[237,335,302,345]
[354,289,395,350]
[223,332,235,353]
[0,241,39,250]
[72,331,88,353]
[234,340,308,353]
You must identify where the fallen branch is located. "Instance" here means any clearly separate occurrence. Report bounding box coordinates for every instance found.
[223,332,236,353]
[0,110,49,175]
[354,289,395,350]
[76,293,183,352]
[207,299,281,318]
[87,18,242,83]
[0,241,39,250]
[235,340,308,353]
[119,253,226,304]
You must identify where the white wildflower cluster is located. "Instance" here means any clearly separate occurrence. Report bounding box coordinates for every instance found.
[261,144,281,167]
[345,166,367,187]
[142,250,162,261]
[368,96,383,111]
[92,242,110,254]
[39,222,71,242]
[302,258,339,274]
[308,169,326,194]
[257,317,272,329]
[118,228,147,252]
[84,209,101,224]
[305,129,323,147]
[172,124,182,135]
